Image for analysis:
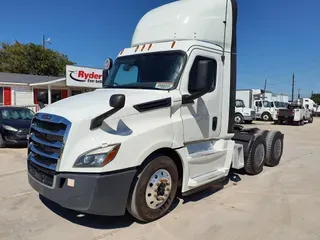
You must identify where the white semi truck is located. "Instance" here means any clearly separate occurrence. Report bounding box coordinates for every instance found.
[27,0,284,223]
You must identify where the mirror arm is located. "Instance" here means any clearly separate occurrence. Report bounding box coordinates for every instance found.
[182,89,208,104]
[38,102,45,109]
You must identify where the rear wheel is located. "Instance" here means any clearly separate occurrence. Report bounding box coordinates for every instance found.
[234,114,244,124]
[261,112,272,121]
[265,131,283,167]
[244,135,266,175]
[0,134,5,148]
[127,154,179,222]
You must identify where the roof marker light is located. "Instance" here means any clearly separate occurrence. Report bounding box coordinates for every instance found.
[148,44,153,50]
[141,45,146,51]
[135,46,139,52]
[171,41,176,48]
[119,49,124,55]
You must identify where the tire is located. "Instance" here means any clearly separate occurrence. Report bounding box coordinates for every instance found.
[127,154,179,222]
[254,129,269,139]
[244,120,253,124]
[261,112,272,122]
[244,134,266,175]
[300,120,304,126]
[0,134,5,148]
[234,114,244,124]
[308,116,313,123]
[265,131,284,167]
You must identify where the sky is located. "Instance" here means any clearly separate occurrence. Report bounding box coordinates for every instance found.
[0,0,319,98]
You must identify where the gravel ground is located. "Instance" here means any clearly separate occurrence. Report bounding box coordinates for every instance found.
[0,119,320,240]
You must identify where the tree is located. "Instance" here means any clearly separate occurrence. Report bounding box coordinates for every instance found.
[0,41,75,76]
[311,93,320,105]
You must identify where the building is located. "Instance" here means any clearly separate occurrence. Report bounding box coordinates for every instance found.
[0,65,103,112]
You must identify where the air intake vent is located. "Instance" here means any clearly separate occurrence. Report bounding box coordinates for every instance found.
[134,98,171,112]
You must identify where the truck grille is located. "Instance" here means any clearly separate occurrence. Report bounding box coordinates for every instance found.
[251,111,256,117]
[27,113,71,171]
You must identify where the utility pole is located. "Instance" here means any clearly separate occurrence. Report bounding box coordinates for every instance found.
[311,90,314,98]
[298,88,301,99]
[263,79,267,100]
[291,73,295,102]
[42,34,51,49]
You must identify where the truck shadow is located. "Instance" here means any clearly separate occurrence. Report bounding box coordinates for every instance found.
[180,170,242,204]
[39,195,134,229]
[39,171,243,228]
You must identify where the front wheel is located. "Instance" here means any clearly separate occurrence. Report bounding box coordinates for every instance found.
[261,112,272,121]
[234,113,244,124]
[127,155,179,222]
[308,116,314,123]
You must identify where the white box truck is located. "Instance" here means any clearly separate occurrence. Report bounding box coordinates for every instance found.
[236,89,278,121]
[27,0,284,223]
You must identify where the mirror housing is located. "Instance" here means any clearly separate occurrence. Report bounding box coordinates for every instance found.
[102,58,113,85]
[110,94,125,109]
[36,91,48,109]
[182,60,215,104]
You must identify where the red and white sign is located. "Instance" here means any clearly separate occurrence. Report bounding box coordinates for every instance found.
[66,65,103,88]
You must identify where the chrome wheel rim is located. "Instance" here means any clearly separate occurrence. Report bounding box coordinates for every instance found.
[235,116,242,123]
[273,139,282,159]
[145,169,172,209]
[254,143,265,166]
[263,115,269,121]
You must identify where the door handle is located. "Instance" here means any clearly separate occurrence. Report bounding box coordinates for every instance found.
[212,117,218,131]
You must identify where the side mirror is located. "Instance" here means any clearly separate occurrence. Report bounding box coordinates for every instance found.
[195,60,214,92]
[110,94,125,109]
[36,91,48,109]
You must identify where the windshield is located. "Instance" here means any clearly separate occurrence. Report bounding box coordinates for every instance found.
[236,100,245,108]
[263,101,272,108]
[104,51,186,90]
[1,108,34,120]
[274,101,281,108]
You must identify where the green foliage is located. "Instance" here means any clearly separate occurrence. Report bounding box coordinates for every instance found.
[311,93,320,105]
[0,41,75,76]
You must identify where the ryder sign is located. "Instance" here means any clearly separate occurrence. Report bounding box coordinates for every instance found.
[66,65,103,88]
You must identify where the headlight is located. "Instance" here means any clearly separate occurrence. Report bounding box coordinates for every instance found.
[2,125,18,132]
[73,144,120,168]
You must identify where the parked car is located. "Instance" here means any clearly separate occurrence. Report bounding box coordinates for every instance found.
[0,107,34,147]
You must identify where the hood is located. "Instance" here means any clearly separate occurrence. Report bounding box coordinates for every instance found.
[40,88,171,122]
[2,119,32,130]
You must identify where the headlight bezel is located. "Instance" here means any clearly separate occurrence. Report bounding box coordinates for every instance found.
[73,144,121,168]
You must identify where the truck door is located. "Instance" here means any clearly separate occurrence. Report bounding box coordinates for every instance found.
[180,49,222,143]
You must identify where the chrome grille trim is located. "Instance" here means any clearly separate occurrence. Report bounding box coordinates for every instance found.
[27,113,71,171]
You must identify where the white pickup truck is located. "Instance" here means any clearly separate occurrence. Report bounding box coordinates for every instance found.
[274,103,313,125]
[27,0,284,222]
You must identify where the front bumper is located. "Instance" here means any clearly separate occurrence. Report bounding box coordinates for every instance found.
[28,161,137,216]
[243,115,255,121]
[3,131,29,144]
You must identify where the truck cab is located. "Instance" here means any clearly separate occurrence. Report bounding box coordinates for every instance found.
[27,0,284,223]
[254,100,275,121]
[235,99,255,124]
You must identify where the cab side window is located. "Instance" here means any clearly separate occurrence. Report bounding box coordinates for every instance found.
[188,56,217,94]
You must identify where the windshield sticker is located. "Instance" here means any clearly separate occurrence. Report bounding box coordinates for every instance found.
[155,82,174,90]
